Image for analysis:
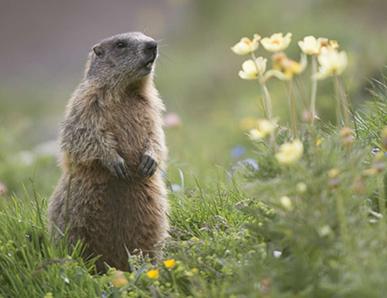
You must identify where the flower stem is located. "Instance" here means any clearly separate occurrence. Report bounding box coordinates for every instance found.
[334,76,351,127]
[261,83,273,120]
[310,56,318,125]
[261,83,275,147]
[288,80,298,138]
[251,53,268,118]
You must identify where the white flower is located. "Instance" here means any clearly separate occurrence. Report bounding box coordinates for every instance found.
[318,225,332,237]
[298,36,321,55]
[314,47,348,80]
[273,250,282,258]
[261,33,292,52]
[248,129,265,140]
[238,57,267,80]
[296,182,307,193]
[280,196,293,210]
[231,34,261,55]
[275,139,304,165]
[248,118,277,140]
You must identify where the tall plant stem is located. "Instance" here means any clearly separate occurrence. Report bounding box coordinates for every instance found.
[310,56,318,125]
[334,76,351,127]
[261,83,273,121]
[261,82,275,147]
[288,80,298,138]
[251,53,269,118]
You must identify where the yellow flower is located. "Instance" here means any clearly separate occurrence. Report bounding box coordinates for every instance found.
[261,33,292,52]
[238,57,267,80]
[280,196,293,210]
[314,47,348,80]
[231,34,261,55]
[146,269,159,280]
[111,270,129,288]
[298,36,321,55]
[248,119,276,140]
[44,293,54,298]
[275,139,304,165]
[269,53,307,80]
[163,259,176,269]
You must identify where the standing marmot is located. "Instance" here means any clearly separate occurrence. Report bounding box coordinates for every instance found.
[48,32,169,272]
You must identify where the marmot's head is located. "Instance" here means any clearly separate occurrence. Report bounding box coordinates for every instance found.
[85,32,158,86]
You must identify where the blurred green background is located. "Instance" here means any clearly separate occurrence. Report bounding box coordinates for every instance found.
[1,0,386,196]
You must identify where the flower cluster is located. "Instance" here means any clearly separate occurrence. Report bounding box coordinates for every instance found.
[231,32,350,129]
[231,32,352,167]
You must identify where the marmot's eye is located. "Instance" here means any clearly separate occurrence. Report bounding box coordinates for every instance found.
[116,41,127,49]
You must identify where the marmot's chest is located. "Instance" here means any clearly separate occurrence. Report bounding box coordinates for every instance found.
[108,100,158,156]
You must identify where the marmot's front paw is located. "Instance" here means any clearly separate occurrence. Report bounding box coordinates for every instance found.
[107,156,131,180]
[138,154,158,177]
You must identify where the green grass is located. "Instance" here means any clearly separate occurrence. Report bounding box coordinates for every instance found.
[0,90,386,297]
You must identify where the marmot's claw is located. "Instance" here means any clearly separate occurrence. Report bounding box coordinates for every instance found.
[111,156,130,180]
[138,154,158,177]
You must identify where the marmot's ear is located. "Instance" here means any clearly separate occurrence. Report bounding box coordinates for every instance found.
[92,45,105,58]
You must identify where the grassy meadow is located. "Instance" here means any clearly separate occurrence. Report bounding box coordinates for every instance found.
[1,1,387,297]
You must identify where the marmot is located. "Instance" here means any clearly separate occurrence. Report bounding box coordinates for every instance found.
[48,32,169,272]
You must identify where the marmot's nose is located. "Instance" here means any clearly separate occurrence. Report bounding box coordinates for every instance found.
[144,41,158,55]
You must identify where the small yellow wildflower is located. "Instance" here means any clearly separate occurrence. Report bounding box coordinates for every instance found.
[314,47,348,80]
[269,52,307,80]
[238,57,267,80]
[261,33,292,52]
[146,269,159,280]
[163,259,176,269]
[315,138,323,146]
[44,293,54,298]
[275,139,304,165]
[231,34,261,55]
[111,270,129,288]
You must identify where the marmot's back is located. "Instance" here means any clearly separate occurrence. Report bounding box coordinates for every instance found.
[48,32,168,272]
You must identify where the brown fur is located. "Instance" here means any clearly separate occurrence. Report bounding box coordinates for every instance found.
[48,32,168,272]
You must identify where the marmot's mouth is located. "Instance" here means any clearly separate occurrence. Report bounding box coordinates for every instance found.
[146,61,154,68]
[143,54,157,70]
